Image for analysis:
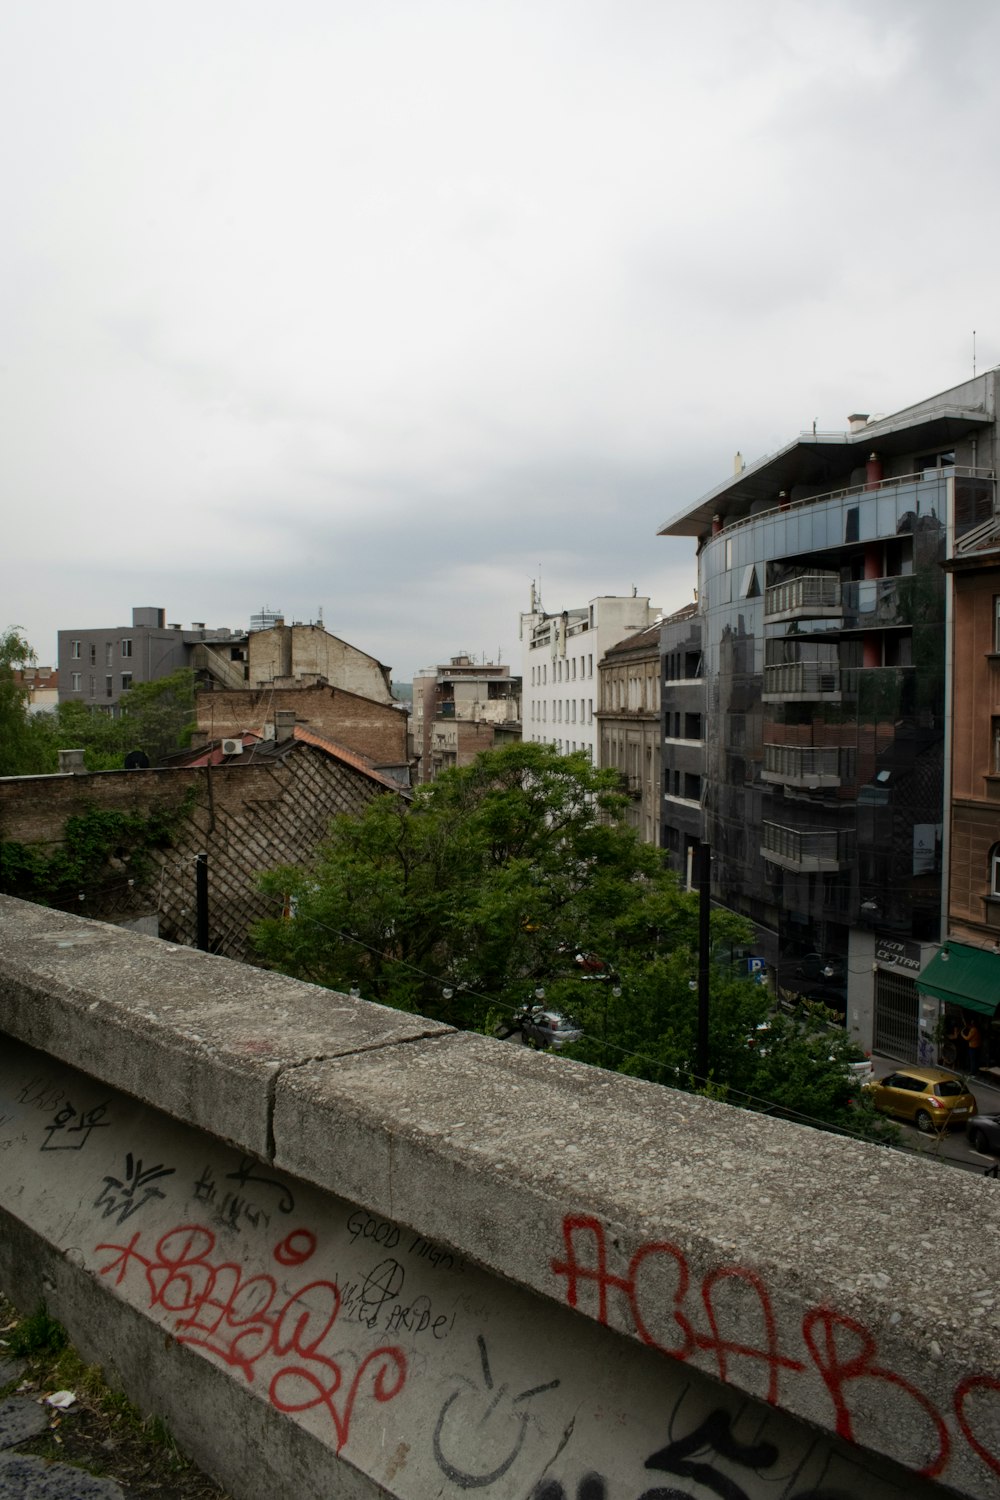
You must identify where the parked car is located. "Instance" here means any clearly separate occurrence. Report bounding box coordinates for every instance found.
[966,1112,1000,1156]
[864,1066,977,1134]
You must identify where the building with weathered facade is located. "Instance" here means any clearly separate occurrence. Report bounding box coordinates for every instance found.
[13,665,58,715]
[596,623,662,845]
[911,517,1000,1076]
[410,656,521,782]
[193,682,412,784]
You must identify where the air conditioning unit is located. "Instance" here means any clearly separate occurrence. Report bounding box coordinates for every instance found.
[221,738,243,756]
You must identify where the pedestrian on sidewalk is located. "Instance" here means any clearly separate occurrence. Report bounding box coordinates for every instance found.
[962,1017,982,1075]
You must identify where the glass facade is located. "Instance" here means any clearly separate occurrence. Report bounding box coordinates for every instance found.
[698,473,954,991]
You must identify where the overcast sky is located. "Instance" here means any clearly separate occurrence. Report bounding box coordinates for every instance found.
[3,0,999,682]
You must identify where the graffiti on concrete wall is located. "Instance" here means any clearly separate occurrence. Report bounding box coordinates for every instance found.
[551,1212,1000,1487]
[96,1222,406,1451]
[0,1043,975,1500]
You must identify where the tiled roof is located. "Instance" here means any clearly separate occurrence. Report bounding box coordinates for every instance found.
[291,725,405,793]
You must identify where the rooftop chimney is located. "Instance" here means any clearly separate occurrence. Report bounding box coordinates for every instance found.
[275,709,297,743]
[58,749,87,775]
[848,413,870,433]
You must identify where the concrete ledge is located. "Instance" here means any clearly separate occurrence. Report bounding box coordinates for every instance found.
[2,895,1000,1498]
[0,897,451,1157]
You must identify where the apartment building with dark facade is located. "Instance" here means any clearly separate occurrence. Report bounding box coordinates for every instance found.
[659,372,999,1061]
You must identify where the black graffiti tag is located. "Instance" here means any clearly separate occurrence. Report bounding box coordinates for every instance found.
[435,1334,559,1489]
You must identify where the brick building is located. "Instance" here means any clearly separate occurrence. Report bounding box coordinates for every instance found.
[0,724,404,960]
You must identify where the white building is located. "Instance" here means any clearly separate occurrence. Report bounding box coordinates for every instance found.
[519,588,662,763]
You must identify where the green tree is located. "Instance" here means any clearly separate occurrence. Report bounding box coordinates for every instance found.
[0,628,58,776]
[51,669,197,770]
[252,743,880,1138]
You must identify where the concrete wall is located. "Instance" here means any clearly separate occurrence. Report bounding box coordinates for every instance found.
[0,896,998,1500]
[248,625,393,704]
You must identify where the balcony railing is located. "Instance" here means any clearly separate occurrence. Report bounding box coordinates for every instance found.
[712,466,994,540]
[761,822,853,872]
[762,744,840,787]
[762,663,841,700]
[764,574,841,621]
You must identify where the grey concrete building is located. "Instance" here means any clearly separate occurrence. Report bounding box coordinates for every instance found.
[58,606,239,715]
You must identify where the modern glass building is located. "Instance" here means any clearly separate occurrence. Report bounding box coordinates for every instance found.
[659,374,998,1057]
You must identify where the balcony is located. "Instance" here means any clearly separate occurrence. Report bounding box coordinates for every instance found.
[761,822,852,872]
[762,662,841,701]
[761,744,840,788]
[764,574,841,624]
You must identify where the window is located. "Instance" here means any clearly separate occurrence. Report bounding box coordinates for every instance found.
[991,844,1000,897]
[121,673,133,691]
[993,719,1000,776]
[106,675,114,698]
[70,671,81,692]
[71,640,81,660]
[588,699,593,724]
[994,598,1000,654]
[588,654,593,677]
[89,675,96,696]
[105,642,113,666]
[89,643,97,665]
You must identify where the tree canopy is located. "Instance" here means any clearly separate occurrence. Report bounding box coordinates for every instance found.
[0,641,196,776]
[0,628,58,777]
[52,669,196,769]
[253,743,883,1139]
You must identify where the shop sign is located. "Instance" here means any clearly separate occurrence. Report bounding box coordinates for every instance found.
[874,937,922,974]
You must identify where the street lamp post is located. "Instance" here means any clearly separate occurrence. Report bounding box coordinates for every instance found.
[696,841,711,1082]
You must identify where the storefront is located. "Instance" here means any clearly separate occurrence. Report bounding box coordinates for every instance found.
[872,937,925,1062]
[915,940,1000,1078]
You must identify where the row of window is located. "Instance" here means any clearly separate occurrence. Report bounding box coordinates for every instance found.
[530,654,594,686]
[528,735,593,758]
[530,699,594,724]
[70,639,132,663]
[68,673,132,695]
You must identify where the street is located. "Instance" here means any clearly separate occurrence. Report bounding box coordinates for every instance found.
[872,1054,1000,1177]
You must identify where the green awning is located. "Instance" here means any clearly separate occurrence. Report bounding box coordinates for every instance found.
[917,942,1000,1016]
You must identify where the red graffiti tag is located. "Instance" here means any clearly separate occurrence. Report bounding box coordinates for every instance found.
[552,1216,803,1401]
[551,1212,1000,1484]
[955,1375,1000,1478]
[801,1306,949,1479]
[96,1223,406,1451]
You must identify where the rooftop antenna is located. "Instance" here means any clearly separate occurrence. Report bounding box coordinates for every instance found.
[973,329,977,378]
[318,604,323,626]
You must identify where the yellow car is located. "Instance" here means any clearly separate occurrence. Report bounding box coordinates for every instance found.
[865,1066,977,1134]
